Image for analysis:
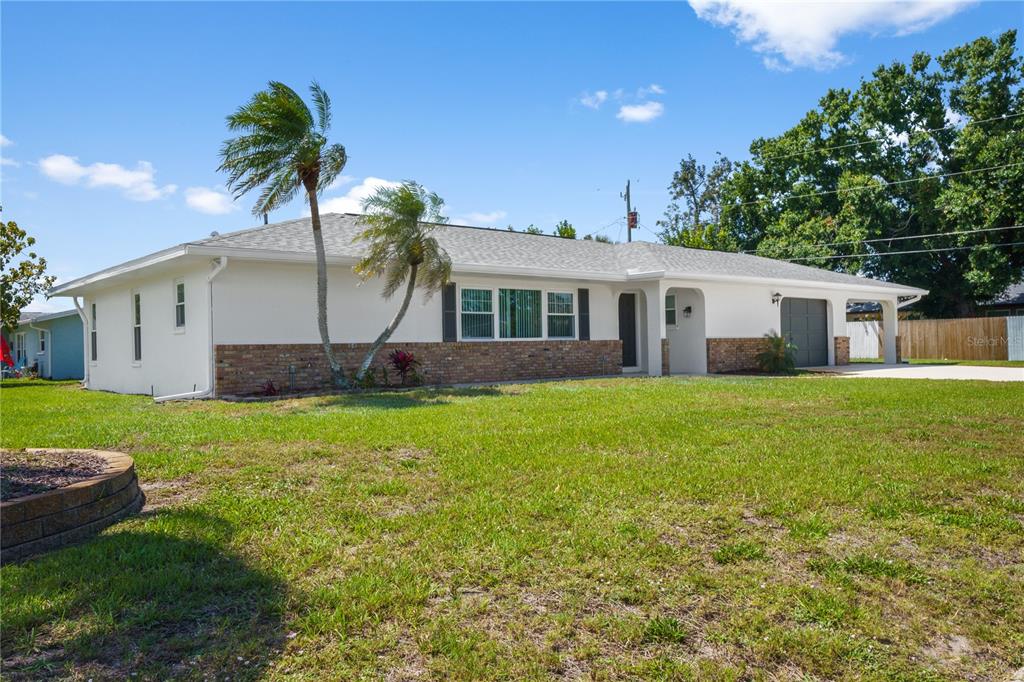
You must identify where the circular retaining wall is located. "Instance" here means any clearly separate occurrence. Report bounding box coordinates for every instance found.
[1,450,144,563]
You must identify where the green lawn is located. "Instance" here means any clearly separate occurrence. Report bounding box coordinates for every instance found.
[851,358,1024,368]
[2,377,1022,680]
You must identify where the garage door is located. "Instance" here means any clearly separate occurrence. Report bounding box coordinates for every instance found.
[781,298,828,367]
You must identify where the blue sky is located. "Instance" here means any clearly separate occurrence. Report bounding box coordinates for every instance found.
[2,1,1021,310]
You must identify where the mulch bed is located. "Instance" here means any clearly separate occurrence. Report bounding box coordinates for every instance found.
[1,450,107,501]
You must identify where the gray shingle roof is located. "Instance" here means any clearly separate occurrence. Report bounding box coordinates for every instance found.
[194,213,921,292]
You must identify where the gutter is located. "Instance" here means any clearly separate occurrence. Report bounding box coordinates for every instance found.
[72,297,89,388]
[897,294,923,309]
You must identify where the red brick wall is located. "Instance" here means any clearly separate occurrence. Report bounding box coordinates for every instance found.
[705,337,770,373]
[834,336,850,366]
[215,340,623,396]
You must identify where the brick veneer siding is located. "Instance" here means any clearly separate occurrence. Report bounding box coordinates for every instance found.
[706,337,770,373]
[834,336,850,365]
[215,340,623,396]
[661,338,670,375]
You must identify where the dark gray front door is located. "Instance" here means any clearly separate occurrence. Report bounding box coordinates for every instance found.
[618,293,637,367]
[781,298,828,367]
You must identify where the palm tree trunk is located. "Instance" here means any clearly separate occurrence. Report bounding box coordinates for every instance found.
[307,187,347,388]
[357,262,418,382]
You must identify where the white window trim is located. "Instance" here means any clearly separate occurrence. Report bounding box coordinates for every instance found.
[37,329,48,354]
[665,293,678,329]
[89,302,98,366]
[130,290,142,366]
[458,286,496,341]
[14,332,26,363]
[173,278,186,333]
[456,285,578,342]
[546,290,577,340]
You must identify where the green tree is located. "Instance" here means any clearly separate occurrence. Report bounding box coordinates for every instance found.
[657,153,737,251]
[524,224,543,235]
[716,31,1023,317]
[1,218,56,332]
[584,234,613,243]
[554,220,576,239]
[354,182,452,381]
[218,81,350,386]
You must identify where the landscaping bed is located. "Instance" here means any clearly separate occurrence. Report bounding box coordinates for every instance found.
[1,449,106,501]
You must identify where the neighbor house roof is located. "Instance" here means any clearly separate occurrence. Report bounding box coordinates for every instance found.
[52,213,928,296]
[16,309,80,326]
[982,281,1024,307]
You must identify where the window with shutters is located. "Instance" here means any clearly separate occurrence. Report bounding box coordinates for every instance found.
[460,288,494,339]
[546,292,575,338]
[499,289,542,339]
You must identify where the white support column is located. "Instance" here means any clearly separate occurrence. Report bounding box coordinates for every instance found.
[641,280,666,376]
[881,300,899,363]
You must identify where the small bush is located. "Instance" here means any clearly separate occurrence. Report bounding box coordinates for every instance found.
[756,332,797,374]
[260,380,279,396]
[388,350,421,386]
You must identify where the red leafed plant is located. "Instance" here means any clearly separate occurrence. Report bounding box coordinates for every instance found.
[388,350,421,386]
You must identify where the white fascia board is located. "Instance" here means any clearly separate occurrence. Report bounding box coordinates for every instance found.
[661,270,929,297]
[49,245,189,296]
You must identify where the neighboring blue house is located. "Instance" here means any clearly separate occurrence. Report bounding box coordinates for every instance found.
[3,310,84,380]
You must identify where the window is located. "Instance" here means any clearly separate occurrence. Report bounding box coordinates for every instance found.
[499,288,542,339]
[461,288,493,339]
[132,292,142,362]
[38,330,47,353]
[90,303,98,362]
[547,292,575,338]
[174,280,186,328]
[665,294,677,326]
[14,333,25,363]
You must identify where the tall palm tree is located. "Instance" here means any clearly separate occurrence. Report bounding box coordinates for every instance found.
[218,81,349,387]
[354,182,451,381]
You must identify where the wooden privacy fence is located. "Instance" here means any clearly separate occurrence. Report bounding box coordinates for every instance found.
[899,317,1009,361]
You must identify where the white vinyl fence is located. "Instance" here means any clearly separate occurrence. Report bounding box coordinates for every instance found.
[1009,316,1024,361]
[848,320,882,359]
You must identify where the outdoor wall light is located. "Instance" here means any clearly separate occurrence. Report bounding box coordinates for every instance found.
[683,306,693,318]
[771,292,782,305]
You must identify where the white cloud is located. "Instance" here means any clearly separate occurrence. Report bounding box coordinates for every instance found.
[617,101,665,123]
[688,0,975,71]
[185,186,237,215]
[313,177,403,215]
[38,154,176,201]
[1,157,20,167]
[327,174,357,191]
[637,83,665,97]
[454,211,508,226]
[0,134,12,147]
[579,90,609,109]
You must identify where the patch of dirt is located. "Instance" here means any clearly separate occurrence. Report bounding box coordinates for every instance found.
[139,477,198,511]
[923,634,974,664]
[0,449,106,500]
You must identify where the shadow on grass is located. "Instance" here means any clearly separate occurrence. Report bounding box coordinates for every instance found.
[0,509,286,680]
[316,385,506,410]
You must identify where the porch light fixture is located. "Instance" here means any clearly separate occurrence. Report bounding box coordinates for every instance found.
[682,306,692,318]
[771,292,782,305]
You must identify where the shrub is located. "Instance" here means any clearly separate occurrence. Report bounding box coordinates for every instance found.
[260,380,279,396]
[641,617,687,644]
[756,332,797,374]
[388,350,421,386]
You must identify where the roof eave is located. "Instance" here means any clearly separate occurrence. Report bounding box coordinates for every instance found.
[49,245,190,296]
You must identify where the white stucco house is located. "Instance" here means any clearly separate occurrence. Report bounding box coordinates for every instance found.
[50,213,927,398]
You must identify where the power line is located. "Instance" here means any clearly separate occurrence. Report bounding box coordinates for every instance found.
[741,224,1023,253]
[784,240,1024,262]
[755,112,1023,164]
[730,161,1024,209]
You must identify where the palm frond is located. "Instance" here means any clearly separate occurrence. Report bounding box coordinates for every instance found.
[310,81,332,134]
[317,144,349,194]
[253,168,301,216]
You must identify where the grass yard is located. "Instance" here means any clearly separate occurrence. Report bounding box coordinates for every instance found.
[1,376,1022,680]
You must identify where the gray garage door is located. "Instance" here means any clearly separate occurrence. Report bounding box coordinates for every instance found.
[781,298,828,367]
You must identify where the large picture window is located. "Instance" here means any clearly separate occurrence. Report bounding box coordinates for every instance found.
[499,288,542,339]
[461,288,494,339]
[547,292,575,338]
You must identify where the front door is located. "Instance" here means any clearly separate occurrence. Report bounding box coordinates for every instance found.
[618,293,637,367]
[781,298,828,367]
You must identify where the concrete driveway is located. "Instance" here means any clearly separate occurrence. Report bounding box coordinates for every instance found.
[808,363,1024,382]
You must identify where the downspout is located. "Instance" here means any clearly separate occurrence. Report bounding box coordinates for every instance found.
[156,256,228,402]
[73,297,89,387]
[27,321,48,378]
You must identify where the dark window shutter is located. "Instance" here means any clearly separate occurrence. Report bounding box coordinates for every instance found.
[578,288,590,340]
[442,283,457,342]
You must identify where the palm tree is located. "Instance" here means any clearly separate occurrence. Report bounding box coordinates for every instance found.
[354,182,451,381]
[218,81,349,387]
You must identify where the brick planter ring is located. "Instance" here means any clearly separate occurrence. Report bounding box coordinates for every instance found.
[1,450,144,563]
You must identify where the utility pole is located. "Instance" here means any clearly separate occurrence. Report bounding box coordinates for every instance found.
[621,180,637,242]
